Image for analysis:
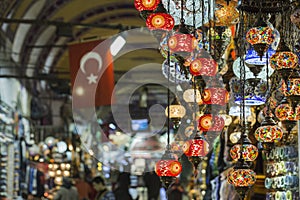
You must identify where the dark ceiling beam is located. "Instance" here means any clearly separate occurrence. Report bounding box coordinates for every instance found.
[0,17,141,29]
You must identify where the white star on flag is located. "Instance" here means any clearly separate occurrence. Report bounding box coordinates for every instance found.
[86,73,98,84]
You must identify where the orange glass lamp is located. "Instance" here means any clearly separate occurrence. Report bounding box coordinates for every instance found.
[246,18,275,59]
[134,0,160,11]
[270,39,298,83]
[227,161,257,199]
[155,149,182,188]
[254,115,283,150]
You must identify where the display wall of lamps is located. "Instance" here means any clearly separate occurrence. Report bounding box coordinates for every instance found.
[246,17,275,59]
[155,148,182,188]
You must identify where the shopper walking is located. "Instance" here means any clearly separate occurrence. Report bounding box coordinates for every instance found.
[53,177,79,200]
[92,176,115,200]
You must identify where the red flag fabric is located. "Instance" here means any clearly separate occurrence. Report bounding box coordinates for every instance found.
[69,39,114,108]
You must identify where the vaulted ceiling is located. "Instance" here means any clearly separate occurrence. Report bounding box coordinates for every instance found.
[0,0,164,95]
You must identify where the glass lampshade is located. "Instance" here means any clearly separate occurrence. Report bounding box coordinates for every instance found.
[182,138,209,157]
[246,21,275,57]
[134,0,160,11]
[270,40,298,70]
[183,89,202,103]
[146,13,175,30]
[275,103,300,121]
[189,58,218,77]
[165,104,186,119]
[214,0,239,26]
[245,46,275,66]
[254,118,283,143]
[155,159,182,177]
[198,114,225,132]
[227,168,256,187]
[168,32,197,56]
[202,88,229,106]
[230,144,258,162]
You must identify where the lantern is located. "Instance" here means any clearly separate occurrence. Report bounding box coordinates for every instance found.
[134,0,160,11]
[230,144,258,162]
[227,167,256,198]
[246,19,275,58]
[198,114,225,132]
[270,40,298,71]
[189,58,218,76]
[155,150,182,188]
[254,116,283,150]
[168,32,197,57]
[202,88,229,106]
[182,134,209,169]
[183,89,202,103]
[214,0,239,26]
[165,97,186,129]
[146,13,175,30]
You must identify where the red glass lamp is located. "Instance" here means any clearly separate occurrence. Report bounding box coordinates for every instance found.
[202,88,229,106]
[155,150,182,188]
[134,0,160,11]
[182,133,209,169]
[168,32,197,57]
[146,13,175,30]
[189,58,218,77]
[198,114,225,132]
[246,18,275,59]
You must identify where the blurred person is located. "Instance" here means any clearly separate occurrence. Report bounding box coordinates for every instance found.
[74,172,94,200]
[92,176,115,200]
[143,171,161,200]
[53,177,79,200]
[113,172,133,200]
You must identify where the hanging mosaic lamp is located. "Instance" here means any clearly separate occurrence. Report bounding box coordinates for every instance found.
[183,88,202,103]
[214,0,239,26]
[202,88,229,106]
[230,123,258,162]
[275,97,299,133]
[155,149,182,188]
[146,13,175,30]
[246,17,275,59]
[165,97,186,129]
[198,114,225,132]
[189,58,218,77]
[168,30,197,58]
[227,161,257,199]
[134,0,160,11]
[182,133,209,169]
[283,70,300,112]
[270,39,298,80]
[254,115,283,150]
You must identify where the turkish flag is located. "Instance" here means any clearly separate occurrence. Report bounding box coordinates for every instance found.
[69,39,115,108]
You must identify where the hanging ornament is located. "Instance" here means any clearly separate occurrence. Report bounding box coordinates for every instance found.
[202,88,229,106]
[198,114,225,132]
[182,133,209,170]
[155,149,182,188]
[146,13,175,30]
[214,0,239,27]
[246,17,275,59]
[165,97,186,129]
[189,58,218,77]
